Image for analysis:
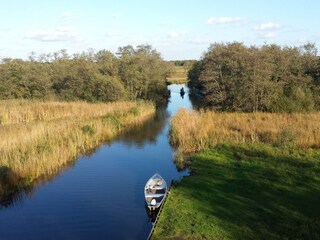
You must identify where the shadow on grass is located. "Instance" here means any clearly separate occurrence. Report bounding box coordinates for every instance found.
[161,144,320,239]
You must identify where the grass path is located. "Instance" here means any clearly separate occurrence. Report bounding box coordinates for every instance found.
[152,144,320,239]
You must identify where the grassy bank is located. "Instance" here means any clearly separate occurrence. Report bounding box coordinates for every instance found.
[171,108,320,153]
[153,109,320,239]
[0,100,154,198]
[152,144,320,239]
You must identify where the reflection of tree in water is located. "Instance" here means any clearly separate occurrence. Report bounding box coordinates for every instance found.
[113,107,168,147]
[0,159,78,208]
[0,138,113,209]
[0,166,26,208]
[0,109,167,208]
[188,90,203,110]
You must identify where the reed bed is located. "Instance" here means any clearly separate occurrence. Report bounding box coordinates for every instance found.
[0,99,138,125]
[0,100,154,194]
[171,108,320,153]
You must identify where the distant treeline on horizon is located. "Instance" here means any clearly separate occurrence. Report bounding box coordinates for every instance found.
[0,44,171,105]
[1,42,320,113]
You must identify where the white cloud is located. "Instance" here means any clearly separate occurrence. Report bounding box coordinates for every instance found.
[254,22,281,39]
[62,11,74,18]
[167,31,185,38]
[105,32,123,38]
[25,26,78,42]
[207,17,242,24]
[186,38,210,45]
[0,27,10,32]
[160,20,171,26]
[110,13,120,18]
[258,32,276,39]
[254,22,281,31]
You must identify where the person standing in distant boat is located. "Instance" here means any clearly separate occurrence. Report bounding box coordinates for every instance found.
[180,87,185,99]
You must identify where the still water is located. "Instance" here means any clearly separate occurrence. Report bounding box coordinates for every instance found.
[0,84,193,240]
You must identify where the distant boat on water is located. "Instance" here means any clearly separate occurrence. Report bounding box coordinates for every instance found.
[180,87,185,98]
[144,173,167,210]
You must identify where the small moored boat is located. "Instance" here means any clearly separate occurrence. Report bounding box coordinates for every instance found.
[144,173,167,210]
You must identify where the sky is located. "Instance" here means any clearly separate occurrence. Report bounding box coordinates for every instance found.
[0,0,319,60]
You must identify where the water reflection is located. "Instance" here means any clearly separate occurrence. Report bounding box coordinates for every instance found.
[113,107,168,148]
[1,105,171,208]
[0,84,195,240]
[0,108,167,208]
[188,86,204,110]
[0,161,77,208]
[0,84,195,208]
[145,202,159,223]
[0,109,169,208]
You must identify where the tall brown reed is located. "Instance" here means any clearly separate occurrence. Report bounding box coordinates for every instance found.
[0,100,154,190]
[0,100,139,125]
[171,108,320,153]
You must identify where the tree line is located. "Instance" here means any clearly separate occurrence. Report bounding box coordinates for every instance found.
[169,60,197,68]
[0,45,172,105]
[188,42,320,112]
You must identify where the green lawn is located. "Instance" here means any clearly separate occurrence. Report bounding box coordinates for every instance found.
[152,144,320,239]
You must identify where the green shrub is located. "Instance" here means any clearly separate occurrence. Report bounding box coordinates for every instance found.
[275,127,296,148]
[81,125,96,135]
[130,106,139,116]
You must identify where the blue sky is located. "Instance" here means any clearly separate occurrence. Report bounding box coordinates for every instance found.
[0,0,319,60]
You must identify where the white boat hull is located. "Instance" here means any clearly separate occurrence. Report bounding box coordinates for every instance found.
[144,173,167,210]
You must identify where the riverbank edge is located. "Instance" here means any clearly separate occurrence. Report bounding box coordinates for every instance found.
[0,101,155,202]
[151,143,320,239]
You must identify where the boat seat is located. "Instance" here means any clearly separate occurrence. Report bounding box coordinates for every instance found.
[150,185,165,190]
[145,193,165,198]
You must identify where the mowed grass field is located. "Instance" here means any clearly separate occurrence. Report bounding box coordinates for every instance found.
[152,144,320,239]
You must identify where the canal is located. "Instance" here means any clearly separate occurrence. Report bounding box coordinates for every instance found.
[0,84,194,240]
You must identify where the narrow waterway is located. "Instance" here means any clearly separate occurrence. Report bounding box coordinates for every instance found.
[0,84,194,240]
